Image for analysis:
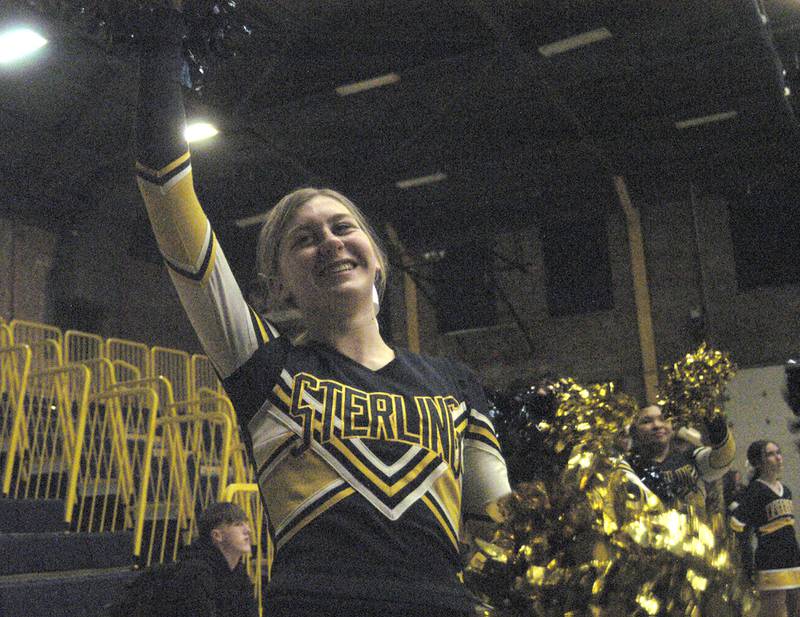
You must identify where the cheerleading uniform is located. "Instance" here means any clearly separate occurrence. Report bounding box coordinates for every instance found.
[630,422,734,514]
[134,11,510,615]
[730,480,800,591]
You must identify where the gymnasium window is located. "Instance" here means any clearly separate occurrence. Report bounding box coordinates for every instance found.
[541,217,614,316]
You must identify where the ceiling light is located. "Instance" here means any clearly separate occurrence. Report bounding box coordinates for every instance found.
[336,73,400,96]
[395,172,447,189]
[184,122,218,143]
[538,28,612,57]
[0,28,48,64]
[674,111,738,130]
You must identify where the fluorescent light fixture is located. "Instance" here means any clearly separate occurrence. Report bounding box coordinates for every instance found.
[0,28,48,64]
[184,122,218,143]
[234,212,271,228]
[538,27,612,57]
[785,86,792,97]
[674,111,738,130]
[336,72,400,96]
[395,172,447,189]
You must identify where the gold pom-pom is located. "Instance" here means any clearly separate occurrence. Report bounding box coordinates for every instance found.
[658,343,737,426]
[541,379,638,458]
[465,375,756,616]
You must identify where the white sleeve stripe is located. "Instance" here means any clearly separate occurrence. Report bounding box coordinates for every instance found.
[468,409,496,429]
[171,247,259,379]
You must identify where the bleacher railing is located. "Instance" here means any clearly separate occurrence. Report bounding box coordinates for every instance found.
[64,329,105,364]
[107,337,150,379]
[0,322,11,347]
[10,319,63,363]
[0,344,32,496]
[152,346,190,403]
[5,364,91,523]
[112,359,142,384]
[192,353,224,397]
[75,386,159,534]
[0,319,266,610]
[134,401,233,567]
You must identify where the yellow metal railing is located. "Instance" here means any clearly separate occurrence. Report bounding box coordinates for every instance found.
[0,318,266,613]
[107,338,150,380]
[112,360,142,384]
[8,319,64,349]
[110,376,191,521]
[26,338,63,375]
[81,358,118,395]
[75,386,159,534]
[0,323,12,347]
[64,329,105,364]
[191,353,224,398]
[223,482,266,617]
[0,344,32,496]
[5,364,91,523]
[151,346,190,403]
[134,403,233,567]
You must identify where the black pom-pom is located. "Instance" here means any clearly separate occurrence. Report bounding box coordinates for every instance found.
[487,380,562,485]
[19,0,252,92]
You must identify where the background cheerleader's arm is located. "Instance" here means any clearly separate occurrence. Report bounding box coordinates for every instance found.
[692,414,736,482]
[134,8,276,379]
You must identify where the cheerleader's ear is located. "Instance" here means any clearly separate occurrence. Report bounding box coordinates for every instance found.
[268,275,296,308]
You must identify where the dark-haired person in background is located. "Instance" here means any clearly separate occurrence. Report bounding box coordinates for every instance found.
[162,501,258,617]
[628,404,735,515]
[731,441,800,617]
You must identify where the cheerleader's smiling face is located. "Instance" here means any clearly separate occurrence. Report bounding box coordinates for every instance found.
[274,195,380,318]
[634,405,673,448]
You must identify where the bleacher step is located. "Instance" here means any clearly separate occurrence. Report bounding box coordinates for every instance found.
[0,497,66,532]
[0,565,133,585]
[77,479,119,496]
[0,529,134,575]
[0,566,137,617]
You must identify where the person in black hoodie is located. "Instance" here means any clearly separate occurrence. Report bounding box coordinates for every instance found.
[163,501,259,617]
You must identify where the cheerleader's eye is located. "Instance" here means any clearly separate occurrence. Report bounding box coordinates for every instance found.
[333,221,356,234]
[291,232,314,248]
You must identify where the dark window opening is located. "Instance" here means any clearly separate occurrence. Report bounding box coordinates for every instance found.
[430,242,497,333]
[728,178,800,290]
[541,218,614,316]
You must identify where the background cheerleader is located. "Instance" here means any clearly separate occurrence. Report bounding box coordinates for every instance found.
[731,440,800,617]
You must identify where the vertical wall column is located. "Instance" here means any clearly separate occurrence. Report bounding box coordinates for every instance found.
[614,176,659,403]
[385,225,420,353]
[0,218,57,323]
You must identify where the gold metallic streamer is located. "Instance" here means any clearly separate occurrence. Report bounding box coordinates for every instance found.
[466,375,756,617]
[657,343,737,427]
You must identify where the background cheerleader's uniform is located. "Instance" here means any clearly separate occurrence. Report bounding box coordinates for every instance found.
[731,480,800,591]
[134,10,511,616]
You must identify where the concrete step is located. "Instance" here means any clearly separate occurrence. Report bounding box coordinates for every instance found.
[0,529,134,575]
[0,497,66,532]
[0,566,137,617]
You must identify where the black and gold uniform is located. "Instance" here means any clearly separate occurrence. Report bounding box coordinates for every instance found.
[731,480,800,591]
[630,420,735,515]
[134,11,510,615]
